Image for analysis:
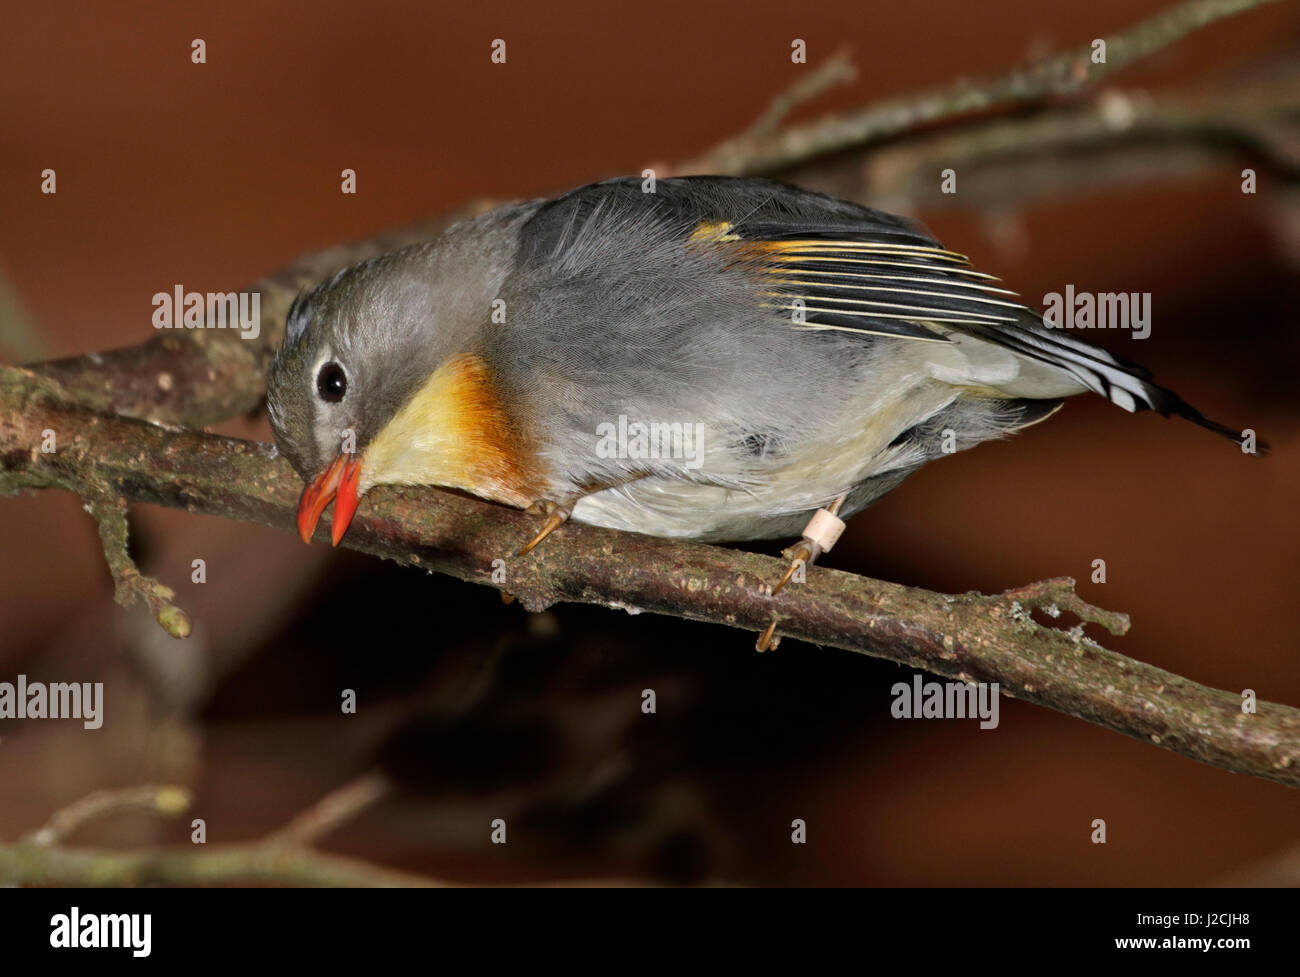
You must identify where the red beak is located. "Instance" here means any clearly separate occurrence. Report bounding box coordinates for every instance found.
[297,452,363,546]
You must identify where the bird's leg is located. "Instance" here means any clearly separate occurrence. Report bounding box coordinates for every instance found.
[772,495,848,596]
[515,499,573,557]
[757,494,849,652]
[513,474,652,560]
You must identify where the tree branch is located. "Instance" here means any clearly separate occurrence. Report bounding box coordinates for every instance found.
[677,0,1285,176]
[861,78,1300,210]
[2,367,1296,788]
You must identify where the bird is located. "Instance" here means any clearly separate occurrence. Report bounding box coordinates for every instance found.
[267,176,1252,649]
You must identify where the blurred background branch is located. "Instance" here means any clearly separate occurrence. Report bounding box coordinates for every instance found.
[1,780,440,886]
[676,0,1287,176]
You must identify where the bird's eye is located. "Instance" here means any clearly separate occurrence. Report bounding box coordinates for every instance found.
[316,362,347,403]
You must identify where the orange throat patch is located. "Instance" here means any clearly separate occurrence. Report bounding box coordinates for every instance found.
[360,352,541,508]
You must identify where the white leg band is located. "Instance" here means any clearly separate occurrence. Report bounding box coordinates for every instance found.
[803,507,846,553]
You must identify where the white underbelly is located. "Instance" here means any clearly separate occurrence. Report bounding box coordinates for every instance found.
[571,379,958,542]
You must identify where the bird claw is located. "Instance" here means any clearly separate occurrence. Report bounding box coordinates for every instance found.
[756,620,781,653]
[516,500,571,557]
[771,540,820,597]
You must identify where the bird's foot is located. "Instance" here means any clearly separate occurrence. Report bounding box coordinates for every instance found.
[516,499,572,557]
[756,500,848,652]
[772,538,820,597]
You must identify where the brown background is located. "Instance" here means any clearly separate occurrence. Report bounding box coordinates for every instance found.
[1,0,1297,885]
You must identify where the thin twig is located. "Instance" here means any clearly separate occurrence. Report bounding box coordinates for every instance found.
[740,46,856,144]
[21,785,193,847]
[83,493,192,638]
[266,773,392,847]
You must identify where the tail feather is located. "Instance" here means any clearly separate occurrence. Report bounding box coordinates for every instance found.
[987,318,1262,453]
[1149,385,1266,453]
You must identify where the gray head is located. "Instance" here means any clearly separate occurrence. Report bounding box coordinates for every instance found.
[267,245,451,484]
[266,209,530,545]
